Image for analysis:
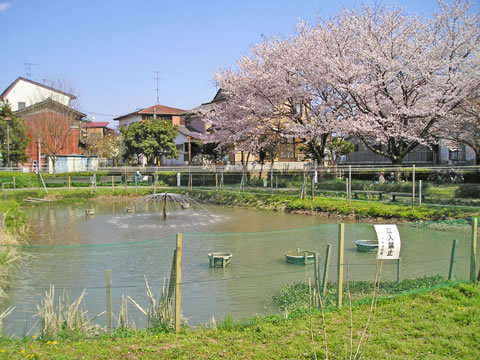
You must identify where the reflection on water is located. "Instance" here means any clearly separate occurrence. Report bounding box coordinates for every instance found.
[2,202,472,336]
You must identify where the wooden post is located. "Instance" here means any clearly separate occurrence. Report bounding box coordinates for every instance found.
[106,269,112,331]
[12,176,15,189]
[175,233,183,334]
[155,172,158,192]
[419,180,422,207]
[337,224,345,309]
[68,176,71,191]
[396,258,401,283]
[1,183,5,200]
[322,244,331,297]
[111,176,114,191]
[124,168,127,190]
[215,173,218,190]
[448,239,457,281]
[412,165,416,208]
[0,213,4,231]
[470,217,478,283]
[135,175,138,194]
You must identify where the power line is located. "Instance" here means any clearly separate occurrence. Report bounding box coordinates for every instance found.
[153,71,161,104]
[23,60,37,79]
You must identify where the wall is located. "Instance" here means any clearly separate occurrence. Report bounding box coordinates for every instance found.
[117,115,142,129]
[4,80,71,111]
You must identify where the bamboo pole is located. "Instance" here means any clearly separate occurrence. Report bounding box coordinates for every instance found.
[412,165,416,208]
[348,165,352,204]
[68,176,71,191]
[12,176,15,189]
[345,178,349,200]
[322,244,332,297]
[167,250,177,304]
[175,233,183,334]
[106,269,112,331]
[314,252,320,307]
[111,176,114,192]
[419,180,422,206]
[337,224,345,309]
[448,239,457,281]
[311,175,315,200]
[396,258,401,284]
[470,218,478,283]
[215,173,218,190]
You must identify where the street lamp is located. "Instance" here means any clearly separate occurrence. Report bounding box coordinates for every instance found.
[3,117,10,168]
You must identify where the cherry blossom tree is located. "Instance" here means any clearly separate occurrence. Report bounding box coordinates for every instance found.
[207,0,479,166]
[321,0,479,164]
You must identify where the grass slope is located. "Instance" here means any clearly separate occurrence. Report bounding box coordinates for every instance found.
[0,284,478,359]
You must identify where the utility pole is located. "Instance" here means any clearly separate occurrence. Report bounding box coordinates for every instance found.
[37,136,41,174]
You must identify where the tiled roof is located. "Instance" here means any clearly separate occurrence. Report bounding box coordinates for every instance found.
[85,122,109,128]
[138,104,186,115]
[114,104,187,120]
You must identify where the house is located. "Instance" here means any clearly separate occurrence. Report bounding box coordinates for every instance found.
[0,77,75,111]
[0,77,96,173]
[113,104,186,129]
[341,140,476,165]
[183,89,304,164]
[81,121,116,142]
[15,98,91,172]
[114,104,202,166]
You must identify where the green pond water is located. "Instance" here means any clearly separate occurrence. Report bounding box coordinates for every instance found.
[2,200,472,335]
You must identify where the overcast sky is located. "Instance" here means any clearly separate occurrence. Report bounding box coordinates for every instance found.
[1,0,478,127]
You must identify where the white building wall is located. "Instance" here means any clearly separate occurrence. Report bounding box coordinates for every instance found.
[465,145,476,163]
[160,133,187,166]
[117,115,142,129]
[4,79,71,111]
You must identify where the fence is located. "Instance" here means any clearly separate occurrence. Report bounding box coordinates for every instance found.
[1,217,478,337]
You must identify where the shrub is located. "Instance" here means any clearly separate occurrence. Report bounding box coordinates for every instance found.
[455,184,480,199]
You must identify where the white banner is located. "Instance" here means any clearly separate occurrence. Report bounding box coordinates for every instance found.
[374,225,401,260]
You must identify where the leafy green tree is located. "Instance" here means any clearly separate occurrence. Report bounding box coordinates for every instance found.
[121,118,179,165]
[0,103,28,166]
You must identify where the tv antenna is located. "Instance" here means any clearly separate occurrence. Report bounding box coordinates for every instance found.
[24,60,37,79]
[153,71,161,104]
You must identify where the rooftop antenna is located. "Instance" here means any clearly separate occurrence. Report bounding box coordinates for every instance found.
[153,71,161,104]
[24,60,37,79]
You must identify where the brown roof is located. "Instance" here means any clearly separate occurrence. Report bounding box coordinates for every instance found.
[138,104,186,115]
[84,121,109,128]
[0,77,76,101]
[15,98,86,119]
[114,104,187,121]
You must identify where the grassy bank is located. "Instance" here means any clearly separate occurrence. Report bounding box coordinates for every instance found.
[0,201,29,302]
[5,186,480,221]
[173,188,480,221]
[0,283,478,359]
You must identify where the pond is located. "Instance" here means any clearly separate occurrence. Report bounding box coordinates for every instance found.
[2,200,472,335]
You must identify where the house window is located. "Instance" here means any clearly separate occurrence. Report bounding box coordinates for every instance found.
[18,102,26,110]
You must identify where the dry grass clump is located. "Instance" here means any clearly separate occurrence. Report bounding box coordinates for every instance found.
[0,232,22,299]
[128,276,173,330]
[35,285,104,339]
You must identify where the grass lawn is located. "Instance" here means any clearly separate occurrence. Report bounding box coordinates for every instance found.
[0,283,478,359]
